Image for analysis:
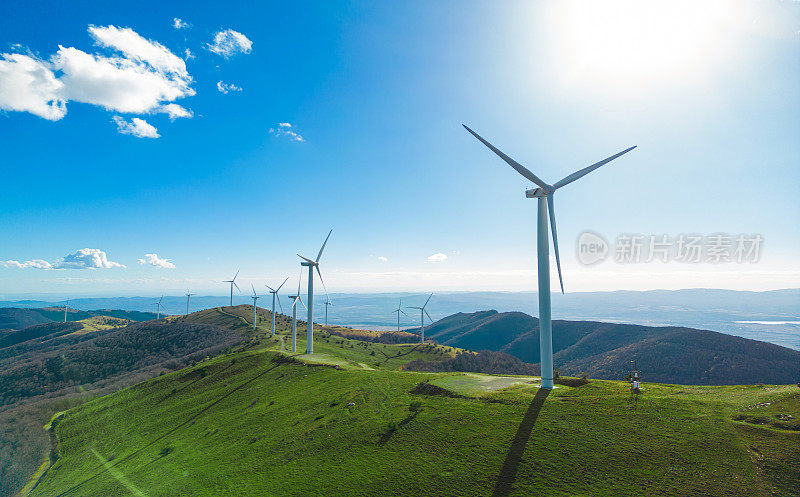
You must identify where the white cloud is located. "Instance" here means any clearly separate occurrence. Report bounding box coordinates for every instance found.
[184,48,194,60]
[137,253,176,268]
[113,116,159,138]
[1,248,124,270]
[207,29,252,58]
[0,25,194,132]
[427,253,448,263]
[1,259,53,269]
[216,81,242,94]
[0,53,66,120]
[88,25,187,76]
[268,122,304,142]
[377,256,389,262]
[157,103,192,120]
[55,248,125,269]
[173,18,189,30]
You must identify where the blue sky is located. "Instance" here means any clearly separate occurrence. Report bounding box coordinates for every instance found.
[1,0,799,297]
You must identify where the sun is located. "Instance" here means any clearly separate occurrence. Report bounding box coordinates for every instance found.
[542,0,747,93]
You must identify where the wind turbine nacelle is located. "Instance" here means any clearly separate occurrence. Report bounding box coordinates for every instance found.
[525,187,549,198]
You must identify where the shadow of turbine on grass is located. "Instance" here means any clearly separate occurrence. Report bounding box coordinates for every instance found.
[492,387,551,497]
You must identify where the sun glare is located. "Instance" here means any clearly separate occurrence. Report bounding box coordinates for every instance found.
[544,0,747,92]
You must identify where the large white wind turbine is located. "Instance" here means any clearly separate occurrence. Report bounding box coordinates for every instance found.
[288,269,307,353]
[185,291,195,315]
[464,124,635,389]
[298,229,332,354]
[63,299,69,323]
[392,299,408,333]
[250,284,260,331]
[265,277,288,337]
[224,270,240,307]
[152,295,164,320]
[408,293,433,343]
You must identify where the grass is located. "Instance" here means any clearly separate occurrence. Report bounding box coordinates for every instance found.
[26,342,799,497]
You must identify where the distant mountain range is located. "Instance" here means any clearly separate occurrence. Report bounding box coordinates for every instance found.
[0,307,157,332]
[415,310,800,385]
[2,288,799,350]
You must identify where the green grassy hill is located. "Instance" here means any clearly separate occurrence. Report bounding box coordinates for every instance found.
[25,340,799,496]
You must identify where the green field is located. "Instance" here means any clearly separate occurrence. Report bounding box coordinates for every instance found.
[25,332,799,497]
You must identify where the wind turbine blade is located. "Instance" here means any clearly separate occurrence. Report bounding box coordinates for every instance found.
[315,266,331,305]
[423,293,433,308]
[408,306,423,310]
[297,267,303,296]
[276,277,289,292]
[547,194,565,294]
[462,124,549,188]
[400,309,409,317]
[316,229,333,263]
[232,269,240,281]
[266,285,276,292]
[553,146,636,189]
[277,295,284,313]
[424,309,433,323]
[299,297,307,310]
[251,283,257,296]
[233,281,241,292]
[298,254,316,265]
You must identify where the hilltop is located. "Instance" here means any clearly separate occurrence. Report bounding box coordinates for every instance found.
[0,305,452,497]
[25,344,800,497]
[414,310,800,385]
[0,307,157,332]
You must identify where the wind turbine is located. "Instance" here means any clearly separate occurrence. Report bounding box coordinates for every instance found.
[250,284,260,331]
[224,270,240,307]
[408,293,433,343]
[463,124,635,389]
[185,291,195,315]
[266,277,288,337]
[392,299,408,333]
[324,298,333,327]
[288,269,307,353]
[63,299,69,323]
[298,229,332,354]
[152,296,164,320]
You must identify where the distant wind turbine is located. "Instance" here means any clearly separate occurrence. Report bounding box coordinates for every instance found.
[298,229,332,354]
[250,284,260,331]
[288,269,307,353]
[392,299,408,333]
[324,298,333,327]
[224,270,240,307]
[185,291,195,315]
[152,295,164,320]
[266,277,288,337]
[464,123,635,389]
[63,299,69,323]
[408,293,433,343]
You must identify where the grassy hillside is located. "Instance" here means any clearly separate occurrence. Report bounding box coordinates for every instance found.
[0,320,245,497]
[419,311,800,385]
[0,308,157,332]
[26,345,800,497]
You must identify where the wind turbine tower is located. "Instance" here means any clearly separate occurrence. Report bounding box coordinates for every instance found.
[392,299,408,333]
[185,292,195,315]
[153,296,164,320]
[224,270,240,307]
[464,124,635,389]
[266,277,288,337]
[63,300,69,323]
[288,269,306,353]
[408,293,433,343]
[250,284,260,331]
[298,229,332,354]
[324,298,333,327]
